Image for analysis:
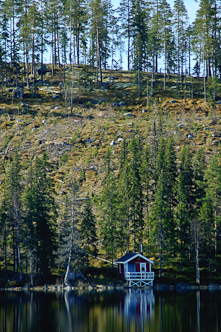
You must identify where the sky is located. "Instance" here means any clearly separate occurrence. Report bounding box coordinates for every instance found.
[111,0,199,23]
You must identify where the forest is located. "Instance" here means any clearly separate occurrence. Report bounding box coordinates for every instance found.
[0,0,221,80]
[1,126,221,287]
[0,0,221,287]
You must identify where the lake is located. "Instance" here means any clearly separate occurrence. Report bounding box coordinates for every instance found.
[0,288,220,332]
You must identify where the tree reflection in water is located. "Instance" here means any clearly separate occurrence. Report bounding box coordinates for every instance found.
[0,289,220,332]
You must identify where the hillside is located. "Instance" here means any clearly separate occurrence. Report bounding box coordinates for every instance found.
[1,64,221,285]
[1,64,221,197]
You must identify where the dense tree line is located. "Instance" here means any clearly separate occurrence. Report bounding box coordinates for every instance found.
[99,131,221,283]
[1,0,221,80]
[0,152,98,284]
[1,125,221,284]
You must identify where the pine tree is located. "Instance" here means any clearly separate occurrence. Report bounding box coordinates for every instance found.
[88,0,111,82]
[173,0,188,79]
[45,0,64,74]
[3,0,22,67]
[18,2,42,92]
[149,0,160,73]
[131,0,149,71]
[160,0,173,91]
[192,0,215,79]
[117,0,134,70]
[65,0,87,66]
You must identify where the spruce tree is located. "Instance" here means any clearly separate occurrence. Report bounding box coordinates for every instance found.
[175,145,194,271]
[203,153,221,270]
[199,199,214,272]
[149,169,170,277]
[4,151,23,279]
[55,183,83,286]
[23,153,57,280]
[98,149,119,265]
[127,136,144,251]
[141,143,152,242]
[164,137,177,256]
[81,197,97,257]
[118,153,132,252]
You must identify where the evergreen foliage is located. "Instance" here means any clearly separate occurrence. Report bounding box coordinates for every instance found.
[1,0,221,285]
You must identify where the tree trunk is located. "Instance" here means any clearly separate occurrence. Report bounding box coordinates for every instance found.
[195,222,200,284]
[52,32,55,76]
[127,0,130,71]
[69,12,72,69]
[164,38,166,91]
[203,44,206,102]
[138,67,140,98]
[159,223,162,278]
[76,24,80,65]
[15,211,22,280]
[4,221,7,280]
[96,26,102,84]
[26,43,29,89]
[64,187,76,286]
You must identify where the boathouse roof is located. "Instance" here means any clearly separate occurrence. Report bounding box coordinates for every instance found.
[115,252,153,264]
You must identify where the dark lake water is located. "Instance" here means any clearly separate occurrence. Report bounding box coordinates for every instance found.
[0,288,220,332]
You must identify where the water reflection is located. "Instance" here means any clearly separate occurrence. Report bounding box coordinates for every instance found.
[123,289,154,318]
[0,288,220,332]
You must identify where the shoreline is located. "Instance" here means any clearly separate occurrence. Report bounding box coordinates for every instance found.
[1,282,221,292]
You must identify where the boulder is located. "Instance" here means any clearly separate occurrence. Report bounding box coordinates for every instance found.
[13,87,24,98]
[124,112,133,117]
[36,64,47,75]
[110,140,116,146]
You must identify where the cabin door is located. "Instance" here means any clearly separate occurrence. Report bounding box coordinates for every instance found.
[140,263,146,272]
